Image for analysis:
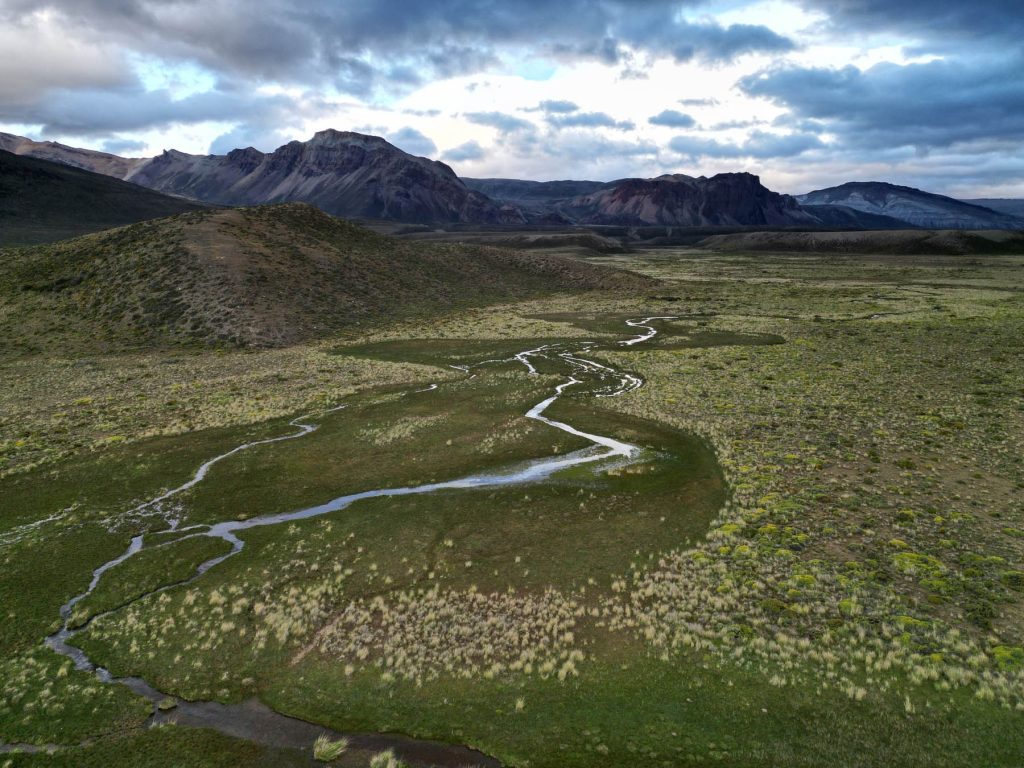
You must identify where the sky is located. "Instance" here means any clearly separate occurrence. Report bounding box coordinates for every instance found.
[0,0,1021,197]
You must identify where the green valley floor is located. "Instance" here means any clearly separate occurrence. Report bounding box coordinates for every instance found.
[2,250,1023,767]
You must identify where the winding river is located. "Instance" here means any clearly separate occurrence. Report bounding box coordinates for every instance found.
[25,316,676,765]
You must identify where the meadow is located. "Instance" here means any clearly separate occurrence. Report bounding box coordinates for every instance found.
[1,250,1022,767]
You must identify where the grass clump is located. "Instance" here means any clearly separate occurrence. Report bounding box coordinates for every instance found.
[312,733,349,761]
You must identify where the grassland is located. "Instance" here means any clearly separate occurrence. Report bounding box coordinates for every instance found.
[2,249,1023,767]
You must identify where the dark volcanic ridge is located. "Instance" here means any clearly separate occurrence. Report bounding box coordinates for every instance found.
[1,202,656,352]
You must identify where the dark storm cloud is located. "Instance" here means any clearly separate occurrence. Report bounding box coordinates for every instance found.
[464,112,535,133]
[548,112,635,131]
[648,110,696,128]
[669,131,824,159]
[0,0,794,95]
[0,82,297,138]
[796,0,1024,50]
[387,127,438,157]
[740,55,1024,151]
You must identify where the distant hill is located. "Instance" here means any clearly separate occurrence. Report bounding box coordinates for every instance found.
[463,178,610,222]
[698,229,1024,255]
[0,150,207,246]
[797,182,1024,230]
[0,132,145,178]
[0,203,655,353]
[961,199,1024,218]
[563,173,820,227]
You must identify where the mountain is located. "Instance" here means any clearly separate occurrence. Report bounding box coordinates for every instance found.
[797,182,1024,230]
[463,178,610,222]
[961,199,1024,218]
[125,130,525,225]
[0,150,207,246]
[561,172,820,227]
[1,203,655,352]
[463,178,609,203]
[698,229,1024,255]
[0,132,145,178]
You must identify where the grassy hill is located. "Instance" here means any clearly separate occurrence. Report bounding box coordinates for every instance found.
[0,202,656,354]
[0,150,207,246]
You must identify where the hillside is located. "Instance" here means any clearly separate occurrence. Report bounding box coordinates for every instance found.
[0,150,207,246]
[962,198,1024,218]
[698,228,1024,255]
[0,203,655,354]
[797,182,1024,230]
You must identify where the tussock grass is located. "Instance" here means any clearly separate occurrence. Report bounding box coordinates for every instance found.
[312,733,348,761]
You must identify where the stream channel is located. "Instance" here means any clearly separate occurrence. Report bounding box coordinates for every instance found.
[13,317,679,765]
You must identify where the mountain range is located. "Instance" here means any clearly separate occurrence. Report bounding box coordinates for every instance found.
[3,130,1022,232]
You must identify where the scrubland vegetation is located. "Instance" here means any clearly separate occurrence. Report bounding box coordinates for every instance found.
[2,250,1022,766]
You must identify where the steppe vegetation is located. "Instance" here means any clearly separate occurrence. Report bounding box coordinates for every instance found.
[2,249,1022,767]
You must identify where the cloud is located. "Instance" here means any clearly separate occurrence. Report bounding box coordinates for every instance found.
[101,137,149,155]
[387,126,437,157]
[678,97,718,107]
[0,15,129,106]
[669,131,824,159]
[464,111,534,133]
[1,1,795,96]
[548,111,635,131]
[442,140,485,162]
[526,100,579,114]
[740,55,1024,151]
[796,0,1024,50]
[711,119,767,130]
[0,81,300,140]
[648,110,696,128]
[542,133,659,165]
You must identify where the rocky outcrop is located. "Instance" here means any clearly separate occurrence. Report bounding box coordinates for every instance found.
[797,182,1024,230]
[125,130,524,224]
[563,173,820,227]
